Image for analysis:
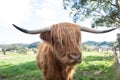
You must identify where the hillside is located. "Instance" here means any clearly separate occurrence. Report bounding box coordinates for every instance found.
[0,41,40,51]
[0,41,114,51]
[82,41,114,47]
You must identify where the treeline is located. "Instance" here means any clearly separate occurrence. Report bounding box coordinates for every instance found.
[0,41,114,50]
[82,41,114,52]
[82,41,113,47]
[0,41,40,51]
[0,41,115,55]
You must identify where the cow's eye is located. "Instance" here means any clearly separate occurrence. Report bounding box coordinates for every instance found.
[51,37,54,45]
[62,40,65,45]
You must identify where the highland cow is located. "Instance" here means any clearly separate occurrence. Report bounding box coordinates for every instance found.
[13,22,116,80]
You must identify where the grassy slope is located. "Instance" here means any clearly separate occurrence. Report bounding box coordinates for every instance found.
[0,51,117,80]
[0,52,42,80]
[74,52,115,80]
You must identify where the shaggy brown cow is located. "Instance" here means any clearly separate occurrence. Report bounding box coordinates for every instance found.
[13,22,116,80]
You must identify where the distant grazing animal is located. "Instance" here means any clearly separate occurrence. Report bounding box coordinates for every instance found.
[13,22,116,80]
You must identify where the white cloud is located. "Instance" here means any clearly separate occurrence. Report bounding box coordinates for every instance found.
[0,0,117,44]
[41,0,62,8]
[82,29,118,42]
[33,0,72,26]
[32,0,59,17]
[35,8,57,20]
[0,0,31,28]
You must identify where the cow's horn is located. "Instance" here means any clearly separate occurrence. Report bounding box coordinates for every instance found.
[80,26,117,33]
[12,24,50,34]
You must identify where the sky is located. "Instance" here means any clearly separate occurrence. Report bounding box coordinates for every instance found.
[0,0,119,44]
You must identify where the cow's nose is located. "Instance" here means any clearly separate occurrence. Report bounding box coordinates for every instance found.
[69,54,81,60]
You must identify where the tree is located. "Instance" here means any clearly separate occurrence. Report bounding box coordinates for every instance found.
[82,45,92,51]
[63,0,120,27]
[1,45,8,55]
[28,41,39,49]
[2,48,6,55]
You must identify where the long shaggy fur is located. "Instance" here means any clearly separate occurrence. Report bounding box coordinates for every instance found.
[36,22,82,80]
[51,23,80,48]
[36,42,75,80]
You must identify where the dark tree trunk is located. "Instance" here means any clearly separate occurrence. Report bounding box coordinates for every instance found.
[117,34,120,52]
[2,49,6,55]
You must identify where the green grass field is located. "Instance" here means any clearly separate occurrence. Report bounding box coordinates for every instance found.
[0,51,119,80]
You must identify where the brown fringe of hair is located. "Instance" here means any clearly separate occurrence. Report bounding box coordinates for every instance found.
[50,22,81,48]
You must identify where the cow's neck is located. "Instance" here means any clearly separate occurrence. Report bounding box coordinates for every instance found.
[48,52,75,80]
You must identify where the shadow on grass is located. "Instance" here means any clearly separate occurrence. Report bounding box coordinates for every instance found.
[0,61,42,80]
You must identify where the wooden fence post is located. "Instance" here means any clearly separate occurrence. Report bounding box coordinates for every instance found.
[117,34,120,53]
[116,34,120,64]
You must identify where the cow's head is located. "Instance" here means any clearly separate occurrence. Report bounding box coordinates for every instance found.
[40,23,82,65]
[12,22,116,65]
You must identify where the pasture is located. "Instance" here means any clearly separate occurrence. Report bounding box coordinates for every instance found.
[0,51,118,80]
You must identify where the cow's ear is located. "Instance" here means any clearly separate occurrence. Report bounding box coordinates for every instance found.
[40,31,51,42]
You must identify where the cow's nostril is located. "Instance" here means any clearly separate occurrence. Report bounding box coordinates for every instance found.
[69,54,80,59]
